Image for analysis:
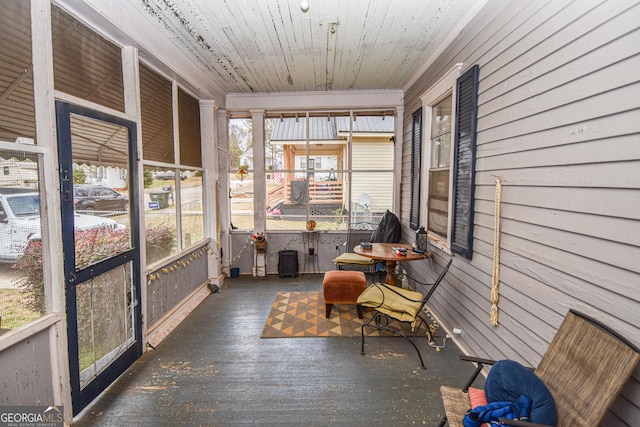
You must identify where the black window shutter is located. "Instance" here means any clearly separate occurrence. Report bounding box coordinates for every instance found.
[451,65,479,259]
[410,108,422,230]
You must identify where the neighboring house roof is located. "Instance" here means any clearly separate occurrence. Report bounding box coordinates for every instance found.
[271,116,394,142]
[335,116,395,134]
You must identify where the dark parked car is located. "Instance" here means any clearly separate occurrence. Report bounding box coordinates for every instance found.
[153,170,176,180]
[74,184,128,215]
[153,170,187,180]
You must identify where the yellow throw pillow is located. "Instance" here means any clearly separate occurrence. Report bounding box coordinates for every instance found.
[357,284,424,322]
[333,253,375,265]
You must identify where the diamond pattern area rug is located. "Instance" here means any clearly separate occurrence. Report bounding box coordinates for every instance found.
[261,291,430,338]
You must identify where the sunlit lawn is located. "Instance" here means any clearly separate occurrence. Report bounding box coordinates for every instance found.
[147,176,202,190]
[0,288,40,330]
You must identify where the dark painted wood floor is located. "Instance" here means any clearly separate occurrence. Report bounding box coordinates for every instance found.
[73,274,478,426]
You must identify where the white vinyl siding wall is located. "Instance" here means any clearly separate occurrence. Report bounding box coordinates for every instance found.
[401,0,640,425]
[351,141,394,212]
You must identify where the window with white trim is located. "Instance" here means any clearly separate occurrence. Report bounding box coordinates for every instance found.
[420,64,479,258]
[427,96,452,238]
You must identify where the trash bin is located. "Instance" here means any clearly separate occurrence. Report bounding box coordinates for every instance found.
[149,190,170,209]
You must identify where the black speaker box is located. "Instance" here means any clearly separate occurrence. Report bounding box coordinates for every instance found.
[278,250,299,278]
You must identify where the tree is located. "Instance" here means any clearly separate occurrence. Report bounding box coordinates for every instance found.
[228,119,252,168]
[73,167,87,184]
[264,118,282,168]
[143,169,153,188]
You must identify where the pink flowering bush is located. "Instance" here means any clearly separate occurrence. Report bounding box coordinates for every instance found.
[74,226,131,268]
[15,239,46,314]
[15,225,175,314]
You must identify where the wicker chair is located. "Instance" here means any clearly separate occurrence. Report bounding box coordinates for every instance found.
[438,309,640,427]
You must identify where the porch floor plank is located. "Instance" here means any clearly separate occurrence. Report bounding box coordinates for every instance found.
[73,275,478,426]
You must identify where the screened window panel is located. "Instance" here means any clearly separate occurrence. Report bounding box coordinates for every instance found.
[264,113,393,231]
[229,118,254,230]
[140,65,174,164]
[451,64,479,259]
[76,263,134,388]
[51,6,124,112]
[0,1,36,143]
[229,171,254,230]
[178,89,202,168]
[180,173,204,247]
[409,108,422,230]
[0,147,47,328]
[144,167,178,264]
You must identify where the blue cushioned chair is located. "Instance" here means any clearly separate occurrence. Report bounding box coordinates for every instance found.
[439,310,640,427]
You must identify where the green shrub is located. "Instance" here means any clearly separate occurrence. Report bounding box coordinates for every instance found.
[143,169,154,188]
[145,225,176,264]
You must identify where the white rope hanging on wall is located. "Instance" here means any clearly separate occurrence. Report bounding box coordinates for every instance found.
[490,177,502,326]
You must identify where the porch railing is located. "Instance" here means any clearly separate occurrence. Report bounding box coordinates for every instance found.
[305,181,343,204]
[267,181,344,207]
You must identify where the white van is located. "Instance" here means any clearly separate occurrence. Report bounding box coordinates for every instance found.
[0,189,123,263]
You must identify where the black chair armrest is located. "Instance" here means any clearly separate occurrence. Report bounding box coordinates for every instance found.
[460,355,498,365]
[499,418,552,427]
[457,354,538,393]
[457,355,530,391]
[459,355,535,371]
[457,355,495,391]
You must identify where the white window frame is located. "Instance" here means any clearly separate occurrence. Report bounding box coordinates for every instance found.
[419,63,463,253]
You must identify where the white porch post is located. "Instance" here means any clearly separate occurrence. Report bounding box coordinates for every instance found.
[217,109,231,276]
[31,0,71,421]
[200,100,222,285]
[393,106,404,215]
[250,109,266,276]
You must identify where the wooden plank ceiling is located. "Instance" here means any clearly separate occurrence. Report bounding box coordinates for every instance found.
[128,0,480,94]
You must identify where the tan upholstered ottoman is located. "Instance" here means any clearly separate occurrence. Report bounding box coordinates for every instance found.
[322,270,367,319]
